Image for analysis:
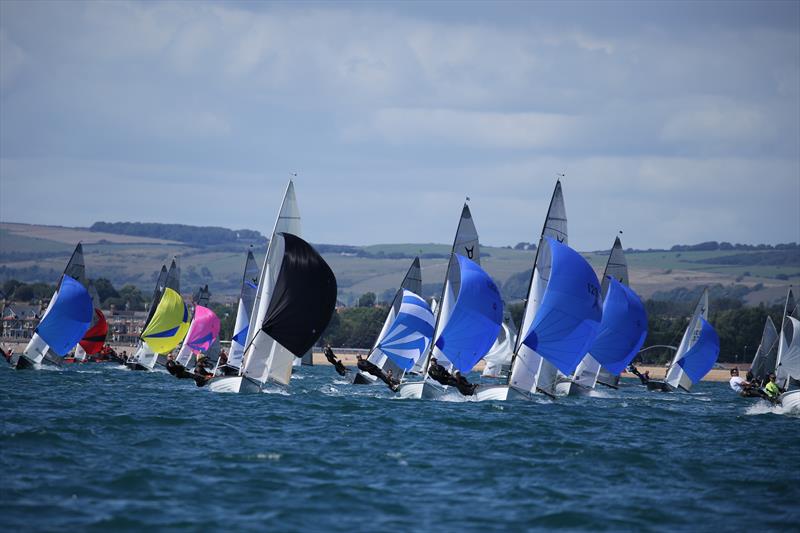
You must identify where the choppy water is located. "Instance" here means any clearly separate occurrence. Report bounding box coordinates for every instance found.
[1,364,798,532]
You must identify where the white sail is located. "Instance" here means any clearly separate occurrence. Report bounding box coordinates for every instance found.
[175,317,197,367]
[21,243,86,366]
[508,180,566,396]
[421,204,480,374]
[665,289,709,391]
[241,181,303,386]
[570,236,630,391]
[481,315,517,378]
[75,344,88,362]
[776,288,800,388]
[227,251,258,370]
[411,297,437,374]
[775,317,800,388]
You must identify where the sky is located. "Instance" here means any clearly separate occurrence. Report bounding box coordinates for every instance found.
[1,0,798,251]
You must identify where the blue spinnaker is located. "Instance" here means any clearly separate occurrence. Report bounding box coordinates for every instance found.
[35,275,93,356]
[522,237,603,375]
[676,318,720,383]
[589,277,648,375]
[434,255,503,373]
[378,290,435,370]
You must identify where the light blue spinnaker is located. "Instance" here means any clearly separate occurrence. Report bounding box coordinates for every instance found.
[35,275,93,356]
[521,237,602,376]
[434,255,503,373]
[676,318,720,383]
[589,277,648,376]
[377,290,435,370]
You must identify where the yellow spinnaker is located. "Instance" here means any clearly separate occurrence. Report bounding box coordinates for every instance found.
[141,288,190,354]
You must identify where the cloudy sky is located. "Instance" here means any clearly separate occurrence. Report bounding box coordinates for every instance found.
[1,0,798,250]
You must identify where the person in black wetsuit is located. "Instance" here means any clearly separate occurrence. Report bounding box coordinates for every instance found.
[165,353,180,376]
[628,364,650,384]
[385,369,400,391]
[193,355,214,387]
[427,357,454,387]
[453,370,478,396]
[357,354,396,390]
[324,344,348,377]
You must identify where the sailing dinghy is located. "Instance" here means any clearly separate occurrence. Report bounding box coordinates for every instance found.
[13,244,94,370]
[645,288,719,392]
[557,236,648,395]
[353,257,424,385]
[474,181,602,401]
[208,181,336,393]
[396,203,503,400]
[127,259,189,371]
[774,287,800,410]
[216,249,259,376]
[748,316,779,384]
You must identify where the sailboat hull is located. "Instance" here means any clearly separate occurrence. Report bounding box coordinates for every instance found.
[353,372,378,385]
[207,375,262,394]
[474,385,532,402]
[126,361,151,371]
[396,380,449,399]
[646,380,674,392]
[13,354,38,370]
[778,390,800,411]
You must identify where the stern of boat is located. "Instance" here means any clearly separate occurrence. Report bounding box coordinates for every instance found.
[778,390,800,412]
[207,375,261,394]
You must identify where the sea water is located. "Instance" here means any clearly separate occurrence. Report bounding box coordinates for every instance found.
[1,364,797,532]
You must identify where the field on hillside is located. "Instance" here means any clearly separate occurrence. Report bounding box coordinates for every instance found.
[1,222,797,306]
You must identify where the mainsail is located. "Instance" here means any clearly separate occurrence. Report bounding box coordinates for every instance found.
[432,255,503,373]
[664,288,715,391]
[363,257,423,380]
[20,243,90,366]
[749,316,779,380]
[228,249,259,370]
[241,232,337,386]
[775,288,800,389]
[140,288,190,355]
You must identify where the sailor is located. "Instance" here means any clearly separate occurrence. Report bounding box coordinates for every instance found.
[385,368,400,391]
[453,370,477,396]
[0,346,11,364]
[165,353,180,376]
[628,364,650,384]
[325,344,348,376]
[217,349,228,368]
[728,368,749,395]
[764,373,782,402]
[427,357,454,386]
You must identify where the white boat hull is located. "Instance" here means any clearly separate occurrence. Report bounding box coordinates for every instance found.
[207,375,262,394]
[396,380,449,399]
[473,385,532,402]
[778,390,800,411]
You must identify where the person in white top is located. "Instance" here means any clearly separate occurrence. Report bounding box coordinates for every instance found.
[729,368,749,394]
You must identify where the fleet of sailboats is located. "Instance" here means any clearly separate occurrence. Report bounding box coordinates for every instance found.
[4,179,795,412]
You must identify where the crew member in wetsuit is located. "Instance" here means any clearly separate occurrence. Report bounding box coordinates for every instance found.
[357,354,395,389]
[427,357,454,387]
[628,364,650,384]
[324,344,348,377]
[0,346,11,364]
[194,355,214,387]
[217,349,228,368]
[453,370,478,396]
[165,353,180,376]
[385,369,400,391]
